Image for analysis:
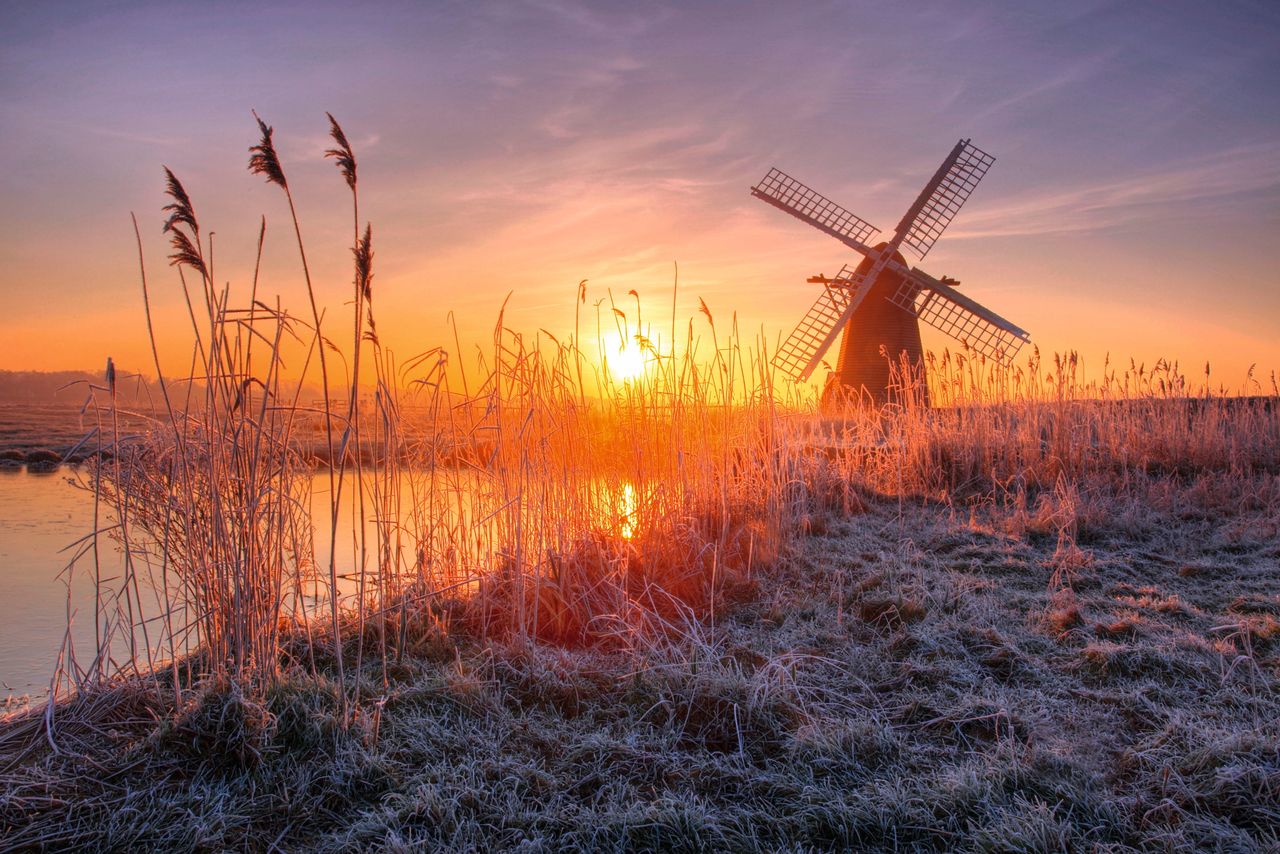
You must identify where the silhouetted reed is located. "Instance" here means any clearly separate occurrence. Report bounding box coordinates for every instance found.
[56,116,1280,734]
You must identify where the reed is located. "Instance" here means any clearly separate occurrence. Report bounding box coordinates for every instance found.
[4,116,1278,853]
[53,115,808,712]
[53,116,1280,720]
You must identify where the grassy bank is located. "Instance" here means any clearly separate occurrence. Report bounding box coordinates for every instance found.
[2,469,1277,851]
[2,115,1278,851]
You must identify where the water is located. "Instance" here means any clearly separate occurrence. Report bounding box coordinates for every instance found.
[0,465,394,699]
[0,466,106,698]
[0,464,643,703]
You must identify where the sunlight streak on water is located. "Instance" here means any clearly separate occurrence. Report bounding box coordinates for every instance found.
[0,466,647,700]
[618,482,638,539]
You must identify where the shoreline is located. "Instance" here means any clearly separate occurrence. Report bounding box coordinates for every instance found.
[3,482,1276,851]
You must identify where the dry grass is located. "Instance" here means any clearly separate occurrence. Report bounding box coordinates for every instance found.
[3,488,1276,851]
[2,115,1278,851]
[45,112,804,704]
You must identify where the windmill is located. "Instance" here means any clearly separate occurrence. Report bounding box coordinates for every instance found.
[753,138,1029,407]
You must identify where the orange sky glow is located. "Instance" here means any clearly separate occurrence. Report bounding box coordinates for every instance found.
[2,2,1277,396]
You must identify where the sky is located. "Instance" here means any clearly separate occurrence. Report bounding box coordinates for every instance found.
[2,0,1278,393]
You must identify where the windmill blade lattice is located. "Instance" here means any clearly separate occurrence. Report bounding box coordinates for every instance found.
[887,276,1029,364]
[754,137,1031,394]
[896,140,995,261]
[772,264,870,381]
[751,169,880,253]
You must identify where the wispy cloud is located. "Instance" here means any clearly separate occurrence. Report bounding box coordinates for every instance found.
[966,49,1119,126]
[82,125,185,147]
[953,142,1280,239]
[518,0,667,38]
[296,129,381,161]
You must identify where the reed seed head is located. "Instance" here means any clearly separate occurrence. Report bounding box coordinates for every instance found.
[699,297,713,325]
[166,227,207,277]
[355,223,373,300]
[248,111,288,189]
[325,112,357,190]
[161,167,199,235]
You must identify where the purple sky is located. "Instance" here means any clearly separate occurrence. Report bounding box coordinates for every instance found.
[2,0,1278,388]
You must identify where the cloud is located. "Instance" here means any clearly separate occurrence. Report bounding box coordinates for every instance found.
[518,0,666,38]
[952,142,1280,240]
[80,125,186,147]
[967,49,1119,125]
[295,128,381,161]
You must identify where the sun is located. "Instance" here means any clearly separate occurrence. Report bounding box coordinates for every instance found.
[609,344,647,383]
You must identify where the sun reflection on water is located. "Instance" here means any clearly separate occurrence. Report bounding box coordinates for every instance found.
[618,482,637,539]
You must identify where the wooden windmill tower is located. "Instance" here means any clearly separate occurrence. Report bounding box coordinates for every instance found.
[752,139,1030,407]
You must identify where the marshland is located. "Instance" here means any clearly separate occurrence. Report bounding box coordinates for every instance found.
[0,111,1277,853]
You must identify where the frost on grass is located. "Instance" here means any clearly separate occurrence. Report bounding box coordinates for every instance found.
[3,121,1278,851]
[3,480,1278,852]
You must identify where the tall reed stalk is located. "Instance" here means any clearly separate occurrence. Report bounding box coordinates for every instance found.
[61,117,1280,714]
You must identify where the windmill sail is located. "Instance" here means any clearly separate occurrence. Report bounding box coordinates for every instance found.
[887,274,1029,363]
[756,138,1031,393]
[768,263,880,381]
[751,169,880,255]
[772,265,871,382]
[894,139,994,261]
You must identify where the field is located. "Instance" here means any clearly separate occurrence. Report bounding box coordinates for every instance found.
[2,119,1278,852]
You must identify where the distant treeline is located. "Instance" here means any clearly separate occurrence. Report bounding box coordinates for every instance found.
[0,369,171,405]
